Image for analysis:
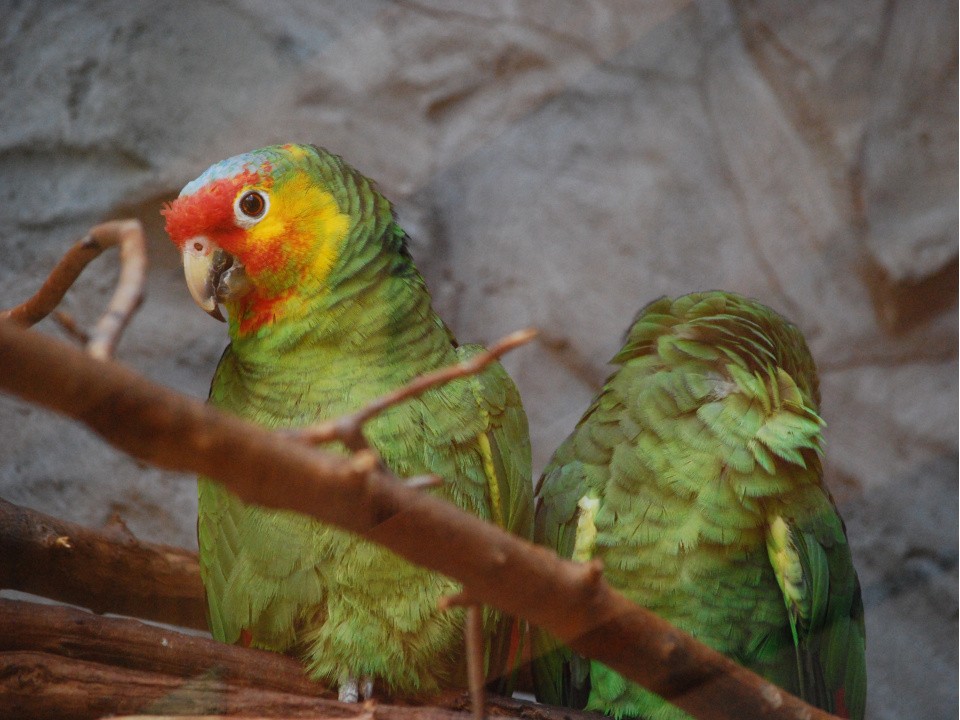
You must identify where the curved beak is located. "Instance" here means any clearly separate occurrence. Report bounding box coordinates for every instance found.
[182,237,225,321]
[182,237,253,322]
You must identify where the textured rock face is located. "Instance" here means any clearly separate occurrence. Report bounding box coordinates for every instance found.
[0,2,955,717]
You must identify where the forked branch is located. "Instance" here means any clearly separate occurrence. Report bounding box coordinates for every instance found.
[0,219,147,359]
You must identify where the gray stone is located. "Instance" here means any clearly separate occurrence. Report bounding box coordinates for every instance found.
[862,0,958,283]
[844,456,959,720]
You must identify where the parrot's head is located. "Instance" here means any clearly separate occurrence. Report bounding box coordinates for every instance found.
[162,144,384,334]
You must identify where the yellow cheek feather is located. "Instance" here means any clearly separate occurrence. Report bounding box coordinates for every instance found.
[243,172,350,293]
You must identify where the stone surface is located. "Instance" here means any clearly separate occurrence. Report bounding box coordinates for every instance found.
[0,2,956,718]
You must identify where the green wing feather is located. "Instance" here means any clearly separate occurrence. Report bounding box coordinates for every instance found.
[763,504,867,720]
[532,291,865,720]
[531,389,611,709]
[456,344,533,690]
[458,344,533,541]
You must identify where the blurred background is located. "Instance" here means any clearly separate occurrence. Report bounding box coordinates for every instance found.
[0,2,956,717]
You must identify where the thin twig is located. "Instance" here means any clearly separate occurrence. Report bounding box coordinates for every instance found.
[438,591,476,611]
[0,219,147,360]
[86,220,147,360]
[1,237,102,326]
[465,606,485,720]
[285,329,538,446]
[404,474,444,490]
[0,319,843,720]
[52,310,90,344]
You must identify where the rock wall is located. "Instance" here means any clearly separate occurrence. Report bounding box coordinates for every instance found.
[1,2,956,717]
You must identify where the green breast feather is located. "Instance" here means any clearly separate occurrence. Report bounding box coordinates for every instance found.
[531,291,865,720]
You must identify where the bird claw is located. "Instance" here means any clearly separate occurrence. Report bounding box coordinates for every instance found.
[339,676,359,703]
[338,675,375,703]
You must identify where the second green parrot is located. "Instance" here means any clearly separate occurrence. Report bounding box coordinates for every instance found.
[531,291,866,719]
[163,144,532,701]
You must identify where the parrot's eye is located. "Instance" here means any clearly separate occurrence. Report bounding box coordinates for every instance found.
[238,191,267,219]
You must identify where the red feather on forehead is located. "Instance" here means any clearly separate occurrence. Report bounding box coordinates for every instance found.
[162,170,260,248]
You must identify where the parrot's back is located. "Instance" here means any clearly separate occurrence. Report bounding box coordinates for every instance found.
[532,291,865,720]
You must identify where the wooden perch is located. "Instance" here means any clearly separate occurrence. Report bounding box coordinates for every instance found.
[0,317,840,720]
[0,497,206,630]
[0,219,146,359]
[0,599,326,699]
[0,598,595,720]
[2,650,340,720]
[1,649,530,720]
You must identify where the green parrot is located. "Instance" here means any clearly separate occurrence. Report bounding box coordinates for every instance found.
[531,291,866,720]
[162,143,532,701]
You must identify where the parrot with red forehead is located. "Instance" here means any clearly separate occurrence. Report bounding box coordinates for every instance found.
[530,292,865,719]
[162,144,532,701]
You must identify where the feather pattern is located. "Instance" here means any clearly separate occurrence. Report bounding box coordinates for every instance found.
[532,291,865,720]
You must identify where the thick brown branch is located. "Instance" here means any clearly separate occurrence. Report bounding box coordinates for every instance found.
[0,650,345,720]
[0,497,206,630]
[0,220,146,359]
[286,328,538,446]
[1,650,551,720]
[0,319,839,720]
[0,599,328,699]
[1,599,591,720]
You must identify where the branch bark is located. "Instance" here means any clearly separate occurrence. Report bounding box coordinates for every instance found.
[0,599,594,720]
[0,219,146,359]
[0,599,326,699]
[0,318,839,720]
[0,497,206,630]
[1,650,344,720]
[1,650,548,720]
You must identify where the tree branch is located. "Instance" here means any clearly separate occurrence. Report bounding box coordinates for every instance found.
[0,497,206,630]
[1,650,343,720]
[1,650,550,720]
[0,599,595,720]
[464,606,485,720]
[0,219,147,359]
[0,317,840,720]
[0,599,326,699]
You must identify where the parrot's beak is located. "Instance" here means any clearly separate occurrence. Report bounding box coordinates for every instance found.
[182,237,251,322]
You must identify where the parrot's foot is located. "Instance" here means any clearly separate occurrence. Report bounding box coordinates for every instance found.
[338,678,358,704]
[361,676,374,701]
[338,675,375,703]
